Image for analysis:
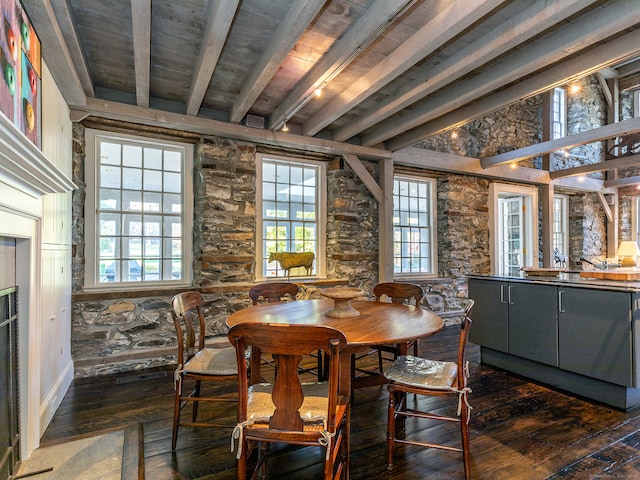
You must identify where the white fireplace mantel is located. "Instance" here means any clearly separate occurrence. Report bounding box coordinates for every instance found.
[0,113,75,197]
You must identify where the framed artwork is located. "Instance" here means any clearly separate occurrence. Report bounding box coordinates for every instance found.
[0,0,40,147]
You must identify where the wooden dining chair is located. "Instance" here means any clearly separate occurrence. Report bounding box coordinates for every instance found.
[170,291,238,451]
[385,299,475,480]
[352,282,425,383]
[228,322,350,480]
[249,282,324,379]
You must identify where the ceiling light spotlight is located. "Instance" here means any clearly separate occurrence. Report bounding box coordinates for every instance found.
[314,87,322,97]
[510,162,517,170]
[570,84,581,94]
[282,121,289,132]
[450,130,458,139]
[563,150,570,157]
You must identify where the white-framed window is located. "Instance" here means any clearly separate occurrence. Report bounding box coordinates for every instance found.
[392,175,437,276]
[633,196,640,241]
[553,194,569,258]
[256,154,326,280]
[489,183,538,276]
[552,87,566,140]
[634,90,640,118]
[84,129,193,290]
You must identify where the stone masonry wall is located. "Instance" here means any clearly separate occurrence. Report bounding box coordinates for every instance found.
[70,74,618,377]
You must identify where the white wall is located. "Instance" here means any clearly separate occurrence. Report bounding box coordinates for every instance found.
[38,62,74,438]
[0,60,73,459]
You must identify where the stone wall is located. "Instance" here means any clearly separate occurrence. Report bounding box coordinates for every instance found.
[70,73,620,377]
[71,129,380,376]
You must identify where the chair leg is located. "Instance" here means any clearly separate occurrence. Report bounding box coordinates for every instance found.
[192,379,201,422]
[387,389,397,469]
[172,377,182,450]
[460,402,471,480]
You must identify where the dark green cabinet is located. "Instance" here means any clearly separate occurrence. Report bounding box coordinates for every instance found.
[468,278,508,352]
[508,283,558,366]
[469,278,558,366]
[558,287,633,387]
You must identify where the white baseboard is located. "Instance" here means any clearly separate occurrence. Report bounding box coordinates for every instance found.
[39,358,74,436]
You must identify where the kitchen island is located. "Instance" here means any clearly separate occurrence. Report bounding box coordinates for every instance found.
[468,272,640,409]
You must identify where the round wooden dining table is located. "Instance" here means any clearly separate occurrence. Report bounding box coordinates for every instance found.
[226,298,444,395]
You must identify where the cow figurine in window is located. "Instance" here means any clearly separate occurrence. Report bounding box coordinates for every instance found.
[268,252,315,277]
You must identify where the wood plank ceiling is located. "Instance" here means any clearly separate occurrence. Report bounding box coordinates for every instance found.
[20,0,640,163]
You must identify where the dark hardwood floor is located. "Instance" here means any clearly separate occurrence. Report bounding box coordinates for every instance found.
[41,327,640,479]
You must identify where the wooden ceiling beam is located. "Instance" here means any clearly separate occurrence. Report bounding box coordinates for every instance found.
[393,147,614,194]
[604,176,640,188]
[229,0,325,124]
[49,0,94,97]
[332,0,589,142]
[186,0,240,116]
[376,0,640,150]
[21,0,87,106]
[302,0,505,136]
[268,0,416,131]
[549,154,640,179]
[71,97,392,160]
[385,7,640,152]
[131,0,151,108]
[482,116,640,168]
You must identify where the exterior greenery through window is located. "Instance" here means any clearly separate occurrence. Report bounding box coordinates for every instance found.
[393,176,436,275]
[257,156,324,278]
[85,130,193,288]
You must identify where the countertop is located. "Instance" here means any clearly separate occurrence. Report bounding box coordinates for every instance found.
[468,271,640,293]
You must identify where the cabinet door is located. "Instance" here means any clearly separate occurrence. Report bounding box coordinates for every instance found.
[508,283,558,366]
[468,279,509,352]
[558,287,632,386]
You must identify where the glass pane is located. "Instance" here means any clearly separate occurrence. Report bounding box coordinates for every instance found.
[100,213,120,235]
[164,216,182,237]
[263,162,276,183]
[122,190,142,211]
[143,192,162,212]
[125,260,142,281]
[143,260,160,280]
[100,142,121,165]
[144,238,161,258]
[122,237,142,258]
[122,145,142,167]
[144,216,162,236]
[99,237,117,259]
[122,167,142,190]
[164,171,181,193]
[99,260,118,282]
[99,188,120,210]
[122,214,142,235]
[100,165,121,188]
[144,148,163,170]
[163,193,182,213]
[144,170,163,191]
[263,182,276,201]
[164,237,181,257]
[164,151,181,172]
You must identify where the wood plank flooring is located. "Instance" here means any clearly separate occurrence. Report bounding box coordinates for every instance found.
[41,327,640,479]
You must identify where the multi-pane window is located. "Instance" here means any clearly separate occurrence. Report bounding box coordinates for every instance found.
[85,130,193,288]
[553,195,569,259]
[257,155,325,279]
[552,87,566,140]
[393,176,436,275]
[498,196,523,276]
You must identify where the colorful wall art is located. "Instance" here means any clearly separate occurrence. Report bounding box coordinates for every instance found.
[0,0,40,147]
